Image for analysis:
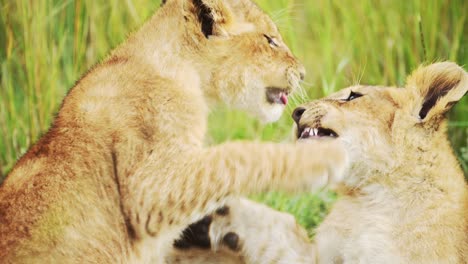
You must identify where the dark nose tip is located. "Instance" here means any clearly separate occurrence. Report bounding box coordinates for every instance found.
[292,107,306,124]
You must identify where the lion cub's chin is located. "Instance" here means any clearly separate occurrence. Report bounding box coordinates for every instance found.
[251,103,285,123]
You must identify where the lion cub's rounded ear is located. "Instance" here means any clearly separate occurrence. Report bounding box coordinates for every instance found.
[406,62,467,122]
[189,0,254,38]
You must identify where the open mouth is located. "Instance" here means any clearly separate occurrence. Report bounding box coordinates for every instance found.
[297,126,339,139]
[266,87,289,105]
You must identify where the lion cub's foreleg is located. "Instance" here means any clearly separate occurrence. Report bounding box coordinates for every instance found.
[126,140,347,257]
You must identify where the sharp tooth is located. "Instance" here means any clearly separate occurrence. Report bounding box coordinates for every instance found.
[300,127,310,138]
[313,128,318,136]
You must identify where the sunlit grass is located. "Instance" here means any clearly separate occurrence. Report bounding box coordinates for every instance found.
[0,0,466,234]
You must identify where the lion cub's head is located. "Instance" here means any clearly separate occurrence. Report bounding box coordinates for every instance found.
[292,62,467,185]
[162,0,305,122]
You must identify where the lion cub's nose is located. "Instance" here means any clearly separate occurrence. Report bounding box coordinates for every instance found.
[292,107,306,125]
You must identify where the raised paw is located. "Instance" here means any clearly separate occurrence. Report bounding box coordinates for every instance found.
[296,139,350,190]
[318,140,349,187]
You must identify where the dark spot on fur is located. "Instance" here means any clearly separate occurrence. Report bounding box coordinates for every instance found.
[223,232,240,251]
[159,211,164,222]
[215,206,229,216]
[193,0,214,38]
[145,209,162,237]
[126,219,137,240]
[112,151,137,240]
[167,198,175,208]
[201,199,208,208]
[173,216,212,249]
[190,196,197,205]
[387,111,395,130]
[444,101,458,111]
[104,56,128,66]
[139,126,154,141]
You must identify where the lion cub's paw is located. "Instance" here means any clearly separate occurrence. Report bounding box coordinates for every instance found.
[174,198,315,263]
[297,139,349,190]
[211,198,316,263]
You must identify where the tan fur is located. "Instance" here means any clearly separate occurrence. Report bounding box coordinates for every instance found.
[0,0,348,263]
[313,62,468,264]
[167,198,315,264]
[167,248,245,264]
[171,62,468,263]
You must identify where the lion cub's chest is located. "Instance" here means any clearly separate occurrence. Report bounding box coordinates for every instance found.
[316,191,404,263]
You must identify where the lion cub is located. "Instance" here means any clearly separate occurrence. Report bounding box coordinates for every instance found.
[310,62,468,263]
[170,62,468,263]
[0,0,348,263]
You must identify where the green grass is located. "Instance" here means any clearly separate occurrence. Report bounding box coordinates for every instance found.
[0,0,467,235]
[251,191,338,238]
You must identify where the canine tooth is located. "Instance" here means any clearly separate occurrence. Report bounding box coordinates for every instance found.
[313,128,318,136]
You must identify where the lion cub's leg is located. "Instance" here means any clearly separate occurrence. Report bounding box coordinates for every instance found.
[128,140,347,258]
[169,198,316,264]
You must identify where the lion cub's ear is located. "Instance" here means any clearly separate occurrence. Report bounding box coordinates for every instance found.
[406,62,467,122]
[190,0,254,38]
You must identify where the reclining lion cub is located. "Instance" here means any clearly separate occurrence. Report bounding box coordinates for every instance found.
[0,0,349,263]
[169,62,468,263]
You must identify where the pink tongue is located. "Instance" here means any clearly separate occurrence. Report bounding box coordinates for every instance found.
[280,93,288,105]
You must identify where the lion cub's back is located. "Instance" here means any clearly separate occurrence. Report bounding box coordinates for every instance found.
[0,135,130,262]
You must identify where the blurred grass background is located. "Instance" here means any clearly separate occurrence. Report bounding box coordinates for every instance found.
[0,0,467,236]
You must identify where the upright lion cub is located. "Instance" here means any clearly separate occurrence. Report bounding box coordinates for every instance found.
[0,0,348,263]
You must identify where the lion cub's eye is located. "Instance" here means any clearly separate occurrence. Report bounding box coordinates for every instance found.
[263,34,279,48]
[344,91,363,101]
